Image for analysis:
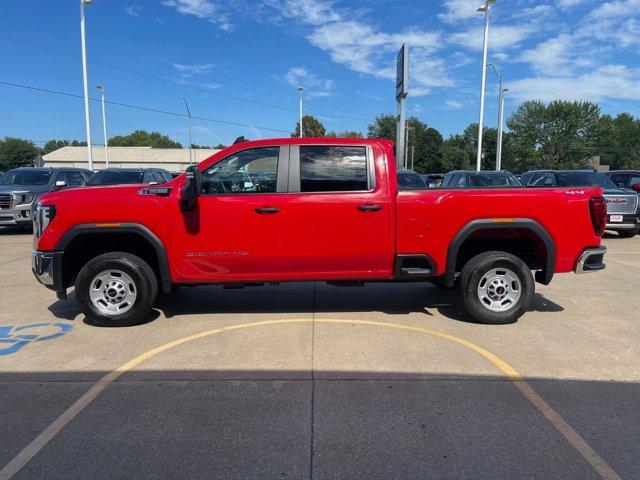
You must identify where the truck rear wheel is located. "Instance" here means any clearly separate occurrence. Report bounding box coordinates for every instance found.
[460,251,534,325]
[75,252,158,327]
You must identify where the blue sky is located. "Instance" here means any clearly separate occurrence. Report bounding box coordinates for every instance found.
[0,0,639,148]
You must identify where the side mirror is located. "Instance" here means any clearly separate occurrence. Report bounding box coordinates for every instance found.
[632,183,640,193]
[180,165,201,211]
[54,180,67,190]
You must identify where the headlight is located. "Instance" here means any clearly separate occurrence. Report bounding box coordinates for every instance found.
[34,203,56,238]
[13,191,34,205]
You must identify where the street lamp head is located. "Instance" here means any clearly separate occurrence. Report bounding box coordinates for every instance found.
[95,85,103,92]
[81,0,94,5]
[477,0,495,12]
[503,88,510,93]
[298,87,304,93]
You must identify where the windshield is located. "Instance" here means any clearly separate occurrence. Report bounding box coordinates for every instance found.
[0,170,52,185]
[397,173,426,190]
[467,174,522,187]
[542,172,616,188]
[87,170,145,186]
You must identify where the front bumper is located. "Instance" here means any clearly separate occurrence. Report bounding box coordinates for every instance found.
[32,250,65,292]
[575,246,607,274]
[0,203,33,226]
[605,214,639,230]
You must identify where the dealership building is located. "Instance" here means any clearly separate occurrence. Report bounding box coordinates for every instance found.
[41,146,222,172]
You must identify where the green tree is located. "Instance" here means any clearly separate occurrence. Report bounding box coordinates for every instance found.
[442,135,472,172]
[326,130,363,138]
[367,114,396,141]
[594,113,640,170]
[405,117,443,173]
[108,130,182,148]
[0,137,41,170]
[42,139,87,154]
[507,100,600,169]
[292,115,326,137]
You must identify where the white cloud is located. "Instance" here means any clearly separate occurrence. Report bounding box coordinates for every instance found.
[162,0,233,31]
[438,0,483,24]
[508,65,640,102]
[124,5,141,17]
[282,67,335,98]
[444,100,465,110]
[557,0,587,9]
[518,34,587,73]
[269,1,450,96]
[587,0,640,19]
[173,63,215,77]
[450,25,536,52]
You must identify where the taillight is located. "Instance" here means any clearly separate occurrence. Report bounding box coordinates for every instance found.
[589,196,606,237]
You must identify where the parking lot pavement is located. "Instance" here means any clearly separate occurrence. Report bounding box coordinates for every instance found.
[1,227,639,479]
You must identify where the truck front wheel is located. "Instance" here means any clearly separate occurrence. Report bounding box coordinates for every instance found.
[75,252,158,327]
[460,251,534,325]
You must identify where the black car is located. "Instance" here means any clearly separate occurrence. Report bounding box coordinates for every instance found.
[86,168,173,186]
[0,167,93,228]
[420,173,444,188]
[521,170,640,237]
[397,170,427,190]
[440,170,523,188]
[604,171,640,193]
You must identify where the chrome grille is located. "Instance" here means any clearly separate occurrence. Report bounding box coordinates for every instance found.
[605,194,639,214]
[0,194,12,210]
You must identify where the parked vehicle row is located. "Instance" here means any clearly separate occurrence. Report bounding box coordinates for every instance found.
[521,170,640,237]
[399,167,640,238]
[0,167,172,229]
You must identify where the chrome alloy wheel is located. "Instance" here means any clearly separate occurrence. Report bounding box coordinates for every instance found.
[89,269,137,316]
[477,268,522,312]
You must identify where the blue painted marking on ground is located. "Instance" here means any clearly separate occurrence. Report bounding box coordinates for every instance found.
[0,322,73,356]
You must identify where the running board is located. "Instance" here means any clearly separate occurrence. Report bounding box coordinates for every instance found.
[394,254,436,280]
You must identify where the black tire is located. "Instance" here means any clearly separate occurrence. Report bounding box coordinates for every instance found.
[460,251,534,325]
[75,252,158,327]
[430,277,455,289]
[618,227,640,238]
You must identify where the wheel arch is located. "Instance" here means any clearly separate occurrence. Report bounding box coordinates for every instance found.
[444,218,556,287]
[56,223,172,294]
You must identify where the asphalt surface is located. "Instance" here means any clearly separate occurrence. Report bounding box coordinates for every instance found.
[0,226,639,479]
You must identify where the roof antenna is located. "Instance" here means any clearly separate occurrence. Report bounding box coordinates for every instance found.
[233,136,248,145]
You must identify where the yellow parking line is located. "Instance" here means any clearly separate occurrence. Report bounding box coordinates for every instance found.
[0,319,621,480]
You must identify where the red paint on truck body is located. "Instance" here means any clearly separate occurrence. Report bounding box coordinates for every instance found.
[36,137,602,285]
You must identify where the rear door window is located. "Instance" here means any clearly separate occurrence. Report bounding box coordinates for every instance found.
[299,146,368,192]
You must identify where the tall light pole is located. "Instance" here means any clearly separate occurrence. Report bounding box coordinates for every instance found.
[80,0,94,170]
[182,97,192,164]
[488,64,508,171]
[298,87,304,138]
[404,124,413,170]
[95,85,108,168]
[476,0,495,172]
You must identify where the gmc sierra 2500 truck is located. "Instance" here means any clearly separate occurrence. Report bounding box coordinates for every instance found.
[32,138,607,326]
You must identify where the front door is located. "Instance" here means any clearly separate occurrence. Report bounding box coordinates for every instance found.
[285,144,392,279]
[171,145,289,282]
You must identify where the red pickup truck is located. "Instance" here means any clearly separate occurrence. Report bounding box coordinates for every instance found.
[32,138,607,326]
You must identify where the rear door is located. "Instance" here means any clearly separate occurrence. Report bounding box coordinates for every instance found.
[285,144,392,279]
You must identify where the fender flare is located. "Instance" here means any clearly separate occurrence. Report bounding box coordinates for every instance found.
[56,223,172,294]
[444,218,556,287]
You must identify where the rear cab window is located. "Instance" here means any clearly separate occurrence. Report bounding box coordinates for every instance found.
[291,145,374,193]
